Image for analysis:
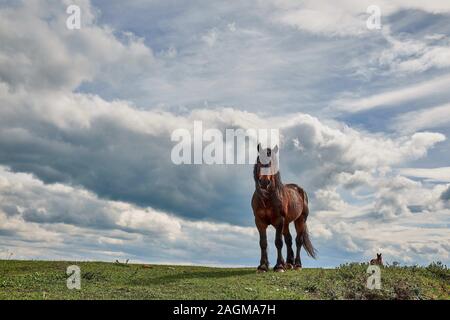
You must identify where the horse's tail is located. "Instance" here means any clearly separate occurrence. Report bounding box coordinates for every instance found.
[290,185,316,258]
[300,189,316,258]
[302,224,317,259]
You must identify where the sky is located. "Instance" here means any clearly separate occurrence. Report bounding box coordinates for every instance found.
[0,0,449,267]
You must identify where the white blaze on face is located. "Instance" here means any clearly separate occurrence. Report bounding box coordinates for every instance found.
[260,147,279,176]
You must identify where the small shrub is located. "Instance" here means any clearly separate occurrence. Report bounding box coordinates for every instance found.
[303,282,318,293]
[426,261,449,280]
[393,280,421,300]
[81,271,107,281]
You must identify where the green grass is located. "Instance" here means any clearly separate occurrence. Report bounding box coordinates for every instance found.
[0,260,448,300]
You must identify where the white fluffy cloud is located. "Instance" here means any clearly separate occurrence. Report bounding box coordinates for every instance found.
[272,0,450,37]
[399,167,450,182]
[375,30,450,75]
[1,148,449,266]
[334,74,450,113]
[393,103,450,133]
[0,0,154,91]
[0,91,448,264]
[0,166,258,264]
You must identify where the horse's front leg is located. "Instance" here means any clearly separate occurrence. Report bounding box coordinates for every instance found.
[283,222,294,270]
[256,219,269,272]
[274,218,286,272]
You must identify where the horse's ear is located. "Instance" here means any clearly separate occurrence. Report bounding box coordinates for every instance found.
[273,145,278,153]
[257,143,261,152]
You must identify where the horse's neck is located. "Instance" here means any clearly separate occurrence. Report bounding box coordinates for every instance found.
[266,183,285,203]
[273,177,284,192]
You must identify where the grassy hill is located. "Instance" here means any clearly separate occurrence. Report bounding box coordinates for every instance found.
[0,260,448,300]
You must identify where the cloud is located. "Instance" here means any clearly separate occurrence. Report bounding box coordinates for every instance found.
[1,0,449,266]
[441,186,450,200]
[392,103,450,133]
[0,81,445,225]
[1,164,449,266]
[202,28,219,47]
[0,0,154,92]
[0,166,258,265]
[1,82,448,264]
[280,114,445,180]
[377,31,450,74]
[64,0,368,114]
[399,167,450,182]
[276,7,367,37]
[334,74,450,113]
[272,0,450,37]
[310,175,450,264]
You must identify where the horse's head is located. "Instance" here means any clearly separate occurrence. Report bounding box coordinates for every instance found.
[255,143,279,191]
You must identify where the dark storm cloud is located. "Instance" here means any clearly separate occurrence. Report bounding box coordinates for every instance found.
[0,0,446,227]
[441,186,450,201]
[0,93,444,227]
[0,98,256,225]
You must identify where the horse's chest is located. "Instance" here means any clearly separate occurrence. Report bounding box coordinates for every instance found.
[257,206,283,224]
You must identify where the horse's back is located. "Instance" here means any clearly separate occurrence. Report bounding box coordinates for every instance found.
[252,184,309,225]
[286,183,307,203]
[284,183,308,223]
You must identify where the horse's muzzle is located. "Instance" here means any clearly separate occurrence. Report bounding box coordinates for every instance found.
[259,179,271,190]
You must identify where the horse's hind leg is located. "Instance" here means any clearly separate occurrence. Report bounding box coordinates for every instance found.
[294,218,305,270]
[283,222,294,270]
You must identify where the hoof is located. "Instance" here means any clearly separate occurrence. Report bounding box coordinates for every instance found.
[285,263,293,270]
[257,265,269,273]
[294,264,302,270]
[257,268,267,273]
[273,264,285,272]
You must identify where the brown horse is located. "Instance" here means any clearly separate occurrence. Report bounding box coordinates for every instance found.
[252,144,316,272]
[370,253,383,266]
